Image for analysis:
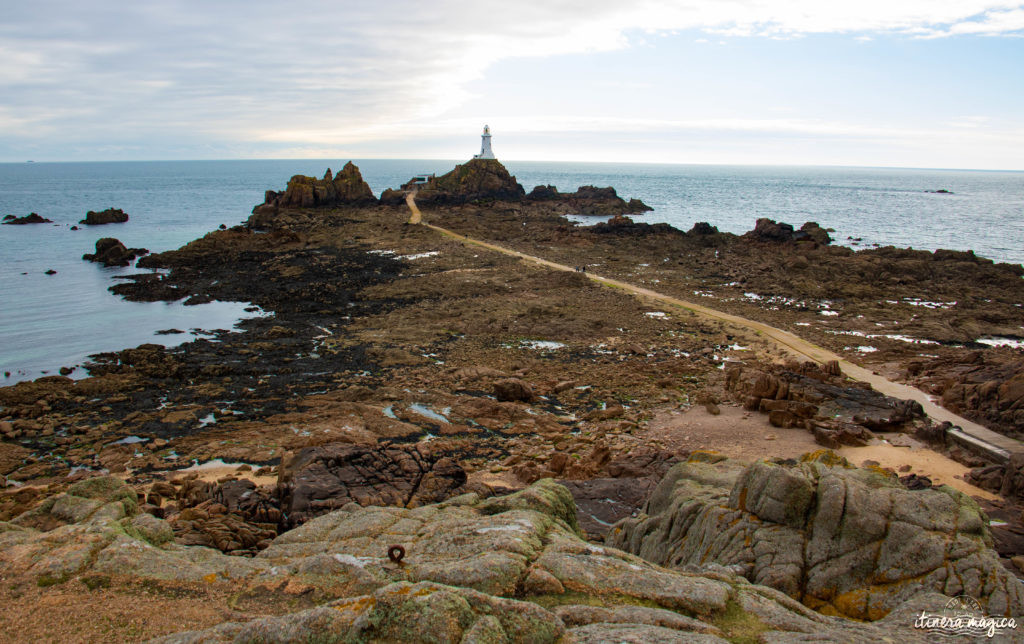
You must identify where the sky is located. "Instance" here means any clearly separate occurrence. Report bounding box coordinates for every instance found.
[1,1,1023,169]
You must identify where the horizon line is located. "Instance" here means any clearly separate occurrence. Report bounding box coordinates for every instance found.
[3,158,1023,174]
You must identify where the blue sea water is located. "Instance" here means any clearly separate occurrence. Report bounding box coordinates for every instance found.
[2,159,1023,383]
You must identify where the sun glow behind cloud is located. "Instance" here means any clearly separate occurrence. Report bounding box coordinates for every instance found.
[0,1,1022,167]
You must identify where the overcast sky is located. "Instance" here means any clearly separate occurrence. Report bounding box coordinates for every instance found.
[2,1,1023,168]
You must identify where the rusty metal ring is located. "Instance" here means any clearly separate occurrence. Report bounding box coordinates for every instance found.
[388,545,406,563]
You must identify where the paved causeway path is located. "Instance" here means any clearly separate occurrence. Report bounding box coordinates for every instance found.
[412,203,1022,461]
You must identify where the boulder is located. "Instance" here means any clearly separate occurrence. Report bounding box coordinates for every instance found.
[607,452,1024,620]
[82,237,148,267]
[493,377,535,402]
[79,208,129,225]
[2,212,52,225]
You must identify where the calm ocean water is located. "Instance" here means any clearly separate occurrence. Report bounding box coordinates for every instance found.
[2,159,1023,383]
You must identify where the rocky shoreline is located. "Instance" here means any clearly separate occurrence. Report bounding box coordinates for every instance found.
[1,158,1023,641]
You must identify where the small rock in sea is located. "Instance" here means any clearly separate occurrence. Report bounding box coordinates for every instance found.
[3,372,9,378]
[2,212,53,225]
[59,366,75,376]
[155,328,185,335]
[219,224,227,229]
[80,208,129,225]
[70,225,79,231]
[44,269,56,275]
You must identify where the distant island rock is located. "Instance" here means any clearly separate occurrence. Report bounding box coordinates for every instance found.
[527,184,652,216]
[82,237,148,267]
[80,208,129,225]
[2,213,52,225]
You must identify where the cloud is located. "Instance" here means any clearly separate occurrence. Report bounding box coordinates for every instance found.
[0,1,1022,160]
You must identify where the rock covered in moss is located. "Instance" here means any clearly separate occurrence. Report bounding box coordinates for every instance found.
[0,477,966,642]
[607,451,1024,620]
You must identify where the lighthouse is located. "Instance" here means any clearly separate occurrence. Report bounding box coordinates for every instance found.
[474,125,495,160]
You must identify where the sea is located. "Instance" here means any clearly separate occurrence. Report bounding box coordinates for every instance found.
[2,160,1023,384]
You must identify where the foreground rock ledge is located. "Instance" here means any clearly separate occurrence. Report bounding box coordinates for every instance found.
[0,476,991,642]
[607,450,1024,621]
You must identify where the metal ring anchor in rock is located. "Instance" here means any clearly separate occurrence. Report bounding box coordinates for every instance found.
[387,545,406,564]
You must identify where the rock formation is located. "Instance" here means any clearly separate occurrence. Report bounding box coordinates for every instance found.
[745,218,832,244]
[251,161,378,222]
[81,237,148,267]
[276,442,468,527]
[607,451,1024,620]
[401,158,526,205]
[526,184,653,216]
[0,475,975,642]
[2,212,52,225]
[79,208,129,225]
[726,361,924,448]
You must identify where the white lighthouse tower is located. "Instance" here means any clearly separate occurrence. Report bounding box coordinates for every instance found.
[474,125,495,160]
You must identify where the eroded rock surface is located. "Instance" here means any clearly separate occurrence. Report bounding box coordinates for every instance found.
[276,442,468,527]
[0,477,964,642]
[607,451,1024,621]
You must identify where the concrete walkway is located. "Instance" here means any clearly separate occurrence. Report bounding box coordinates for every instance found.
[412,207,1021,461]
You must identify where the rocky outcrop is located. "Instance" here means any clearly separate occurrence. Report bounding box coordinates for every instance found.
[276,442,467,527]
[409,158,526,205]
[79,208,129,225]
[607,451,1024,621]
[0,475,973,642]
[251,161,378,221]
[726,361,923,447]
[81,237,148,267]
[2,212,52,225]
[745,218,832,244]
[908,351,1024,438]
[527,184,653,216]
[590,215,683,237]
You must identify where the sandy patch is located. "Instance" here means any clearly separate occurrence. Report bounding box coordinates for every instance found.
[641,403,820,462]
[837,443,997,500]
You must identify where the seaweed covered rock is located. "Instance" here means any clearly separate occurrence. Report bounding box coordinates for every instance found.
[607,451,1024,620]
[80,208,129,225]
[251,161,378,220]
